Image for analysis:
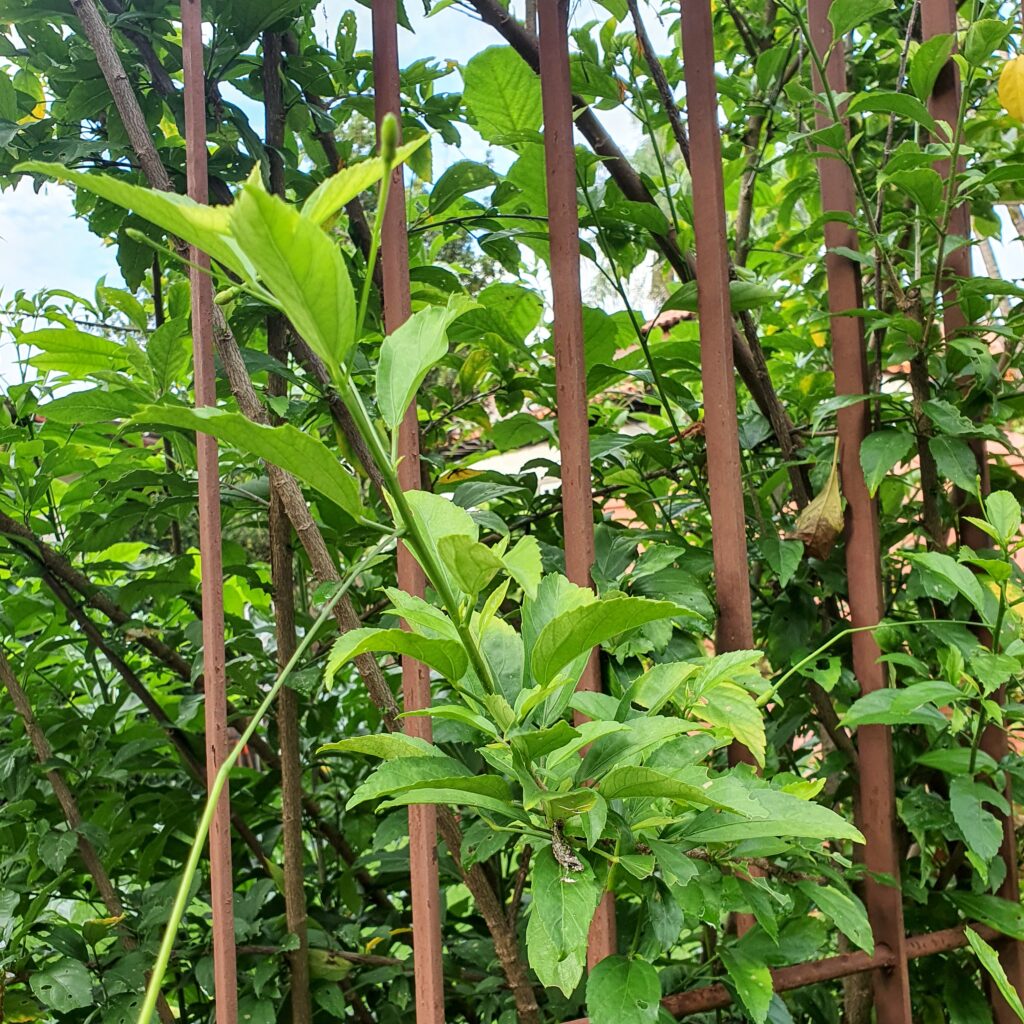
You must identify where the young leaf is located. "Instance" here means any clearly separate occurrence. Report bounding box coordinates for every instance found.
[694,682,766,767]
[586,956,660,1024]
[531,594,684,687]
[965,928,1024,1022]
[796,882,873,954]
[302,138,429,225]
[502,535,542,599]
[16,162,245,277]
[984,491,1022,547]
[135,405,364,519]
[963,19,1010,67]
[324,627,468,684]
[720,947,772,1024]
[437,534,504,596]
[525,846,600,996]
[377,295,476,430]
[231,179,356,374]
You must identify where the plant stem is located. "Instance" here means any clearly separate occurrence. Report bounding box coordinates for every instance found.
[135,535,395,1024]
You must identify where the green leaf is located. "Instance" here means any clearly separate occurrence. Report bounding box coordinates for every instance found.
[627,662,699,714]
[30,959,93,1012]
[910,34,954,99]
[586,956,660,1024]
[325,627,468,684]
[720,946,772,1024]
[136,405,363,519]
[23,328,129,378]
[929,436,980,496]
[403,490,480,598]
[232,179,356,374]
[886,168,943,215]
[984,491,1022,547]
[909,552,988,617]
[597,765,750,811]
[796,882,873,953]
[694,682,766,767]
[503,535,542,599]
[317,734,442,760]
[346,753,472,807]
[760,536,803,587]
[531,593,684,687]
[429,160,500,216]
[680,787,864,844]
[377,295,476,429]
[146,318,192,394]
[39,388,138,424]
[949,893,1024,941]
[437,534,504,596]
[965,928,1024,1022]
[462,46,542,143]
[859,430,914,497]
[302,139,429,225]
[842,680,963,727]
[381,784,523,818]
[526,847,600,996]
[579,716,692,781]
[16,162,246,277]
[307,948,354,982]
[847,92,938,134]
[964,19,1010,66]
[949,777,1006,863]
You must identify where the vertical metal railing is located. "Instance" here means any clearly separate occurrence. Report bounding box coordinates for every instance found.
[806,3,913,1020]
[921,0,1024,1013]
[371,3,447,1020]
[181,3,237,1022]
[678,0,760,938]
[537,0,617,968]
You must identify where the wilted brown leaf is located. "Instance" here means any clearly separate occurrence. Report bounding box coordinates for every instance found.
[794,444,845,559]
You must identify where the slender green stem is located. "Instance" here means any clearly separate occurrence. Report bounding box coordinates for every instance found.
[355,165,392,341]
[758,618,980,708]
[337,373,501,696]
[135,535,396,1024]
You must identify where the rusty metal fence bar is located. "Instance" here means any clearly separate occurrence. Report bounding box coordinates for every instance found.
[182,3,237,1022]
[371,3,447,1021]
[537,0,617,967]
[806,2,914,1019]
[921,0,1024,1014]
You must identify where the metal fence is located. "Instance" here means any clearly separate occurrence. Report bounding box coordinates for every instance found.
[177,0,1024,1021]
